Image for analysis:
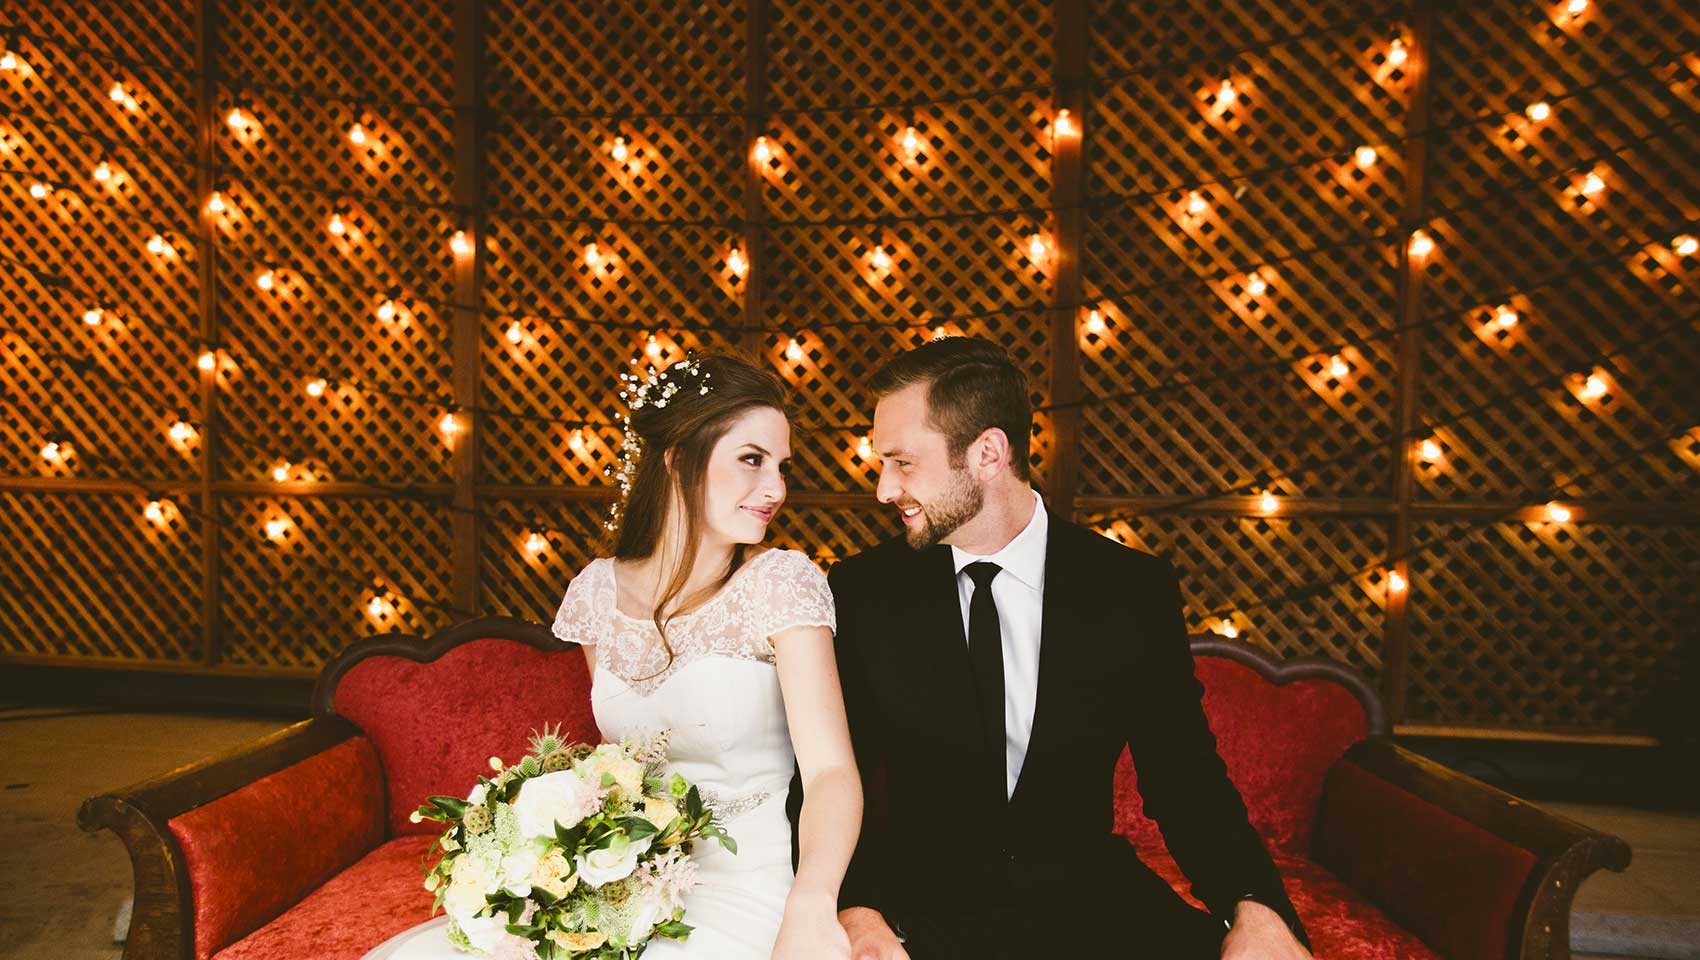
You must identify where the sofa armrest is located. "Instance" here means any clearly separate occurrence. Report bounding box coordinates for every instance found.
[1312,738,1631,960]
[77,716,377,960]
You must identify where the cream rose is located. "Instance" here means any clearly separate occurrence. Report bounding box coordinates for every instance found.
[512,770,597,840]
[574,835,651,887]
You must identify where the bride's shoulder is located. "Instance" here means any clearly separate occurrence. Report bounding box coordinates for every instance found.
[744,546,826,583]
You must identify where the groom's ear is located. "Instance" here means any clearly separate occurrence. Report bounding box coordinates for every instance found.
[973,427,1012,476]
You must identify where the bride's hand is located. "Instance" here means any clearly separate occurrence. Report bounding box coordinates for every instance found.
[771,893,851,960]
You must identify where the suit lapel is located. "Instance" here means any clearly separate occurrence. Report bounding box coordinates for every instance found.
[1007,515,1078,811]
[900,544,982,745]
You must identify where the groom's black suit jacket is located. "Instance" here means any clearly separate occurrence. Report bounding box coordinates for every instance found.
[817,512,1307,954]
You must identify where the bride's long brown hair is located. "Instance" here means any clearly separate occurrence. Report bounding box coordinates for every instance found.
[609,354,791,677]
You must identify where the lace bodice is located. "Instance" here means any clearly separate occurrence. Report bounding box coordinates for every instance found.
[551,548,835,696]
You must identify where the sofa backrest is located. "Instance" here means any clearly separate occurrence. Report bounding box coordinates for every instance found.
[1113,640,1382,857]
[318,619,598,837]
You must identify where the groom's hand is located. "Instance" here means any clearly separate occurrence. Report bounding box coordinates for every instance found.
[839,906,910,960]
[1220,900,1310,959]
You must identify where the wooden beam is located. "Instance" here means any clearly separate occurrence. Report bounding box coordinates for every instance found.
[1048,0,1089,521]
[740,0,771,352]
[449,0,488,616]
[193,0,223,667]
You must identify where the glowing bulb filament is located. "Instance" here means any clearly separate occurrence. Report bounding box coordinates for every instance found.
[83,308,103,325]
[1525,101,1552,122]
[1388,37,1409,66]
[1259,491,1279,513]
[1085,309,1105,335]
[265,518,291,541]
[306,378,327,398]
[525,532,549,556]
[1217,79,1236,104]
[1672,235,1698,256]
[506,321,524,345]
[1218,619,1239,638]
[611,136,629,163]
[1581,172,1605,196]
[1420,439,1442,461]
[901,126,921,155]
[857,435,874,459]
[93,161,112,182]
[1329,355,1351,379]
[145,500,165,524]
[1053,109,1079,140]
[450,230,473,256]
[1246,274,1268,296]
[256,269,276,291]
[169,421,196,442]
[29,182,49,199]
[1546,502,1573,523]
[148,234,167,255]
[1027,233,1051,262]
[226,107,245,128]
[1581,373,1607,400]
[752,136,772,164]
[109,82,127,103]
[348,122,367,144]
[197,350,217,372]
[786,338,804,361]
[1354,145,1377,168]
[1186,191,1208,216]
[584,242,603,267]
[328,212,346,236]
[377,299,397,322]
[1409,229,1435,258]
[870,245,892,271]
[1388,571,1407,594]
[727,246,748,277]
[205,191,226,215]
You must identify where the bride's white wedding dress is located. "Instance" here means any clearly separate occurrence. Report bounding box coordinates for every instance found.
[363,547,835,960]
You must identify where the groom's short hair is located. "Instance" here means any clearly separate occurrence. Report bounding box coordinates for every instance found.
[868,336,1033,480]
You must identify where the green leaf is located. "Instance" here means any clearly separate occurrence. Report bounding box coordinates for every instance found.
[554,822,586,851]
[426,796,470,818]
[701,823,737,855]
[653,920,694,940]
[618,815,659,841]
[684,785,703,821]
[505,923,539,937]
[600,772,617,788]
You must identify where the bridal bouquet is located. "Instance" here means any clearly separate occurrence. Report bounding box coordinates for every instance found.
[412,726,734,959]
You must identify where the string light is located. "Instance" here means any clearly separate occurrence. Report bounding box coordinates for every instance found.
[900,125,922,156]
[450,230,473,257]
[1494,305,1520,329]
[525,532,549,556]
[610,136,628,163]
[348,121,367,145]
[169,420,196,443]
[1259,491,1279,514]
[40,440,64,462]
[1329,354,1351,378]
[727,245,748,277]
[785,337,804,361]
[1084,309,1105,335]
[870,243,892,271]
[645,333,662,360]
[1388,570,1408,594]
[1525,101,1552,122]
[568,429,587,453]
[1388,36,1409,66]
[1217,619,1240,639]
[1354,145,1377,168]
[147,233,169,255]
[1566,0,1588,14]
[1674,234,1698,256]
[144,500,167,524]
[376,299,397,321]
[1580,372,1608,400]
[108,82,126,103]
[505,321,524,344]
[752,136,772,164]
[584,241,603,268]
[439,410,463,438]
[93,160,112,182]
[265,517,291,542]
[857,434,874,459]
[366,594,391,617]
[1420,438,1442,461]
[205,191,227,215]
[1245,273,1268,296]
[1546,502,1573,522]
[0,49,15,72]
[305,377,328,398]
[1581,172,1605,196]
[1216,79,1236,104]
[327,211,346,236]
[256,268,276,291]
[82,308,103,326]
[225,106,245,129]
[271,460,294,482]
[932,325,950,340]
[196,349,217,372]
[1026,232,1052,264]
[1186,191,1208,216]
[28,182,49,199]
[1053,108,1079,140]
[1408,229,1435,258]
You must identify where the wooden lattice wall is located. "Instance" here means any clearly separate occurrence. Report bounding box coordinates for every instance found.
[1,0,1697,738]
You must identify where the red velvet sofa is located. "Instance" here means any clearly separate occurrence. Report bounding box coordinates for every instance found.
[80,616,1630,959]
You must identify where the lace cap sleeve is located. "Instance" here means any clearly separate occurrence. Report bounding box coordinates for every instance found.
[754,549,836,642]
[551,560,605,647]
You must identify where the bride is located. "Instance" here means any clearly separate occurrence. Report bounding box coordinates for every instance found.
[365,355,860,960]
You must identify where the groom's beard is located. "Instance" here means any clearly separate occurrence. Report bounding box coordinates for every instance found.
[904,468,985,549]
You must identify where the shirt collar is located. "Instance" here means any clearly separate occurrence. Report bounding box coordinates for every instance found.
[951,488,1047,593]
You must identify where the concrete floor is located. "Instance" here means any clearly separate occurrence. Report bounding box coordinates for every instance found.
[1,708,1695,959]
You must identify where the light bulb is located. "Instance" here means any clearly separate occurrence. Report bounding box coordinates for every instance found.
[1354,145,1377,168]
[366,595,387,616]
[1053,108,1079,139]
[40,441,61,461]
[1388,570,1407,594]
[1218,619,1239,638]
[205,191,226,215]
[256,268,275,291]
[857,435,874,459]
[933,326,950,340]
[169,420,195,442]
[1388,37,1409,66]
[1329,355,1351,379]
[584,242,603,267]
[1085,309,1105,335]
[1525,101,1551,122]
[610,135,629,163]
[1246,274,1268,296]
[1217,79,1236,104]
[348,122,366,144]
[327,212,346,236]
[197,350,217,372]
[505,321,524,344]
[1027,232,1050,262]
[148,234,167,254]
[870,245,892,271]
[1420,438,1442,461]
[29,182,48,199]
[1260,491,1279,513]
[1409,229,1434,258]
[226,107,244,128]
[1673,235,1698,256]
[727,246,748,277]
[1186,191,1207,216]
[439,411,462,435]
[144,500,165,523]
[525,532,549,555]
[0,50,15,71]
[83,308,102,325]
[376,299,396,321]
[109,82,126,103]
[752,136,772,164]
[1581,172,1604,196]
[265,517,291,541]
[645,334,662,360]
[93,161,112,182]
[1492,305,1518,329]
[1566,0,1588,14]
[569,429,587,453]
[272,461,291,482]
[786,338,804,361]
[305,378,327,398]
[450,230,472,256]
[900,125,921,155]
[1581,373,1607,399]
[1546,502,1573,523]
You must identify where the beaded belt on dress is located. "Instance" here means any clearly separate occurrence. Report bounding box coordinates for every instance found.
[696,786,774,820]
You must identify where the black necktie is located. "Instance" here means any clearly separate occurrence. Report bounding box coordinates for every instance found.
[963,561,1006,802]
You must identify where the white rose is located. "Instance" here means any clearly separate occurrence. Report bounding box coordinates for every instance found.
[466,782,487,806]
[624,890,667,943]
[575,836,651,887]
[498,846,543,897]
[456,912,511,953]
[512,770,593,840]
[443,857,497,921]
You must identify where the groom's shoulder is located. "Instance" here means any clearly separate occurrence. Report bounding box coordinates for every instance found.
[1050,518,1172,580]
[826,535,913,586]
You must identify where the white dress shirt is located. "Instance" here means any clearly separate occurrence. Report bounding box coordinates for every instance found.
[950,488,1047,798]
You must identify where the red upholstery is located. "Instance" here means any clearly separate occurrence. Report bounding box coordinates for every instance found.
[1313,760,1539,960]
[332,636,599,836]
[1115,657,1371,857]
[170,736,386,960]
[212,834,437,960]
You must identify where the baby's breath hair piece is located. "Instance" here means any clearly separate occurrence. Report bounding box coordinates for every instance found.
[603,355,713,530]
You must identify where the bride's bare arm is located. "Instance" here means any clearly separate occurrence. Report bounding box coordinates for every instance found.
[771,623,861,958]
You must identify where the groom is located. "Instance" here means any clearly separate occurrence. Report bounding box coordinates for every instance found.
[817,337,1310,958]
